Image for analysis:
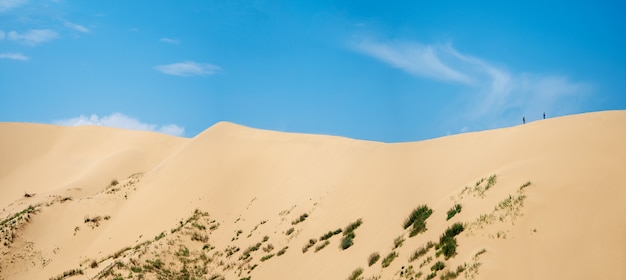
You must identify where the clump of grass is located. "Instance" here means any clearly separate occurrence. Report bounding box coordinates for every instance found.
[110,179,119,186]
[393,235,405,249]
[263,243,274,253]
[347,267,364,280]
[403,205,433,237]
[440,264,466,280]
[155,232,165,241]
[431,261,445,272]
[408,241,435,262]
[292,213,309,225]
[519,181,532,191]
[368,252,380,267]
[277,246,288,256]
[285,227,295,235]
[50,268,84,280]
[260,253,275,262]
[314,240,330,252]
[446,204,462,220]
[90,260,99,268]
[191,232,209,242]
[436,222,465,259]
[302,238,317,253]
[320,228,342,241]
[277,246,289,256]
[381,251,398,268]
[262,235,269,242]
[340,218,363,250]
[240,242,262,260]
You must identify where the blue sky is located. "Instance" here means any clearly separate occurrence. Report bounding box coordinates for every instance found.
[1,0,625,142]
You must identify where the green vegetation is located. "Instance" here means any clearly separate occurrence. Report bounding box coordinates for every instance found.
[340,219,363,250]
[155,231,165,241]
[110,179,119,186]
[436,223,464,259]
[347,267,364,280]
[431,261,445,272]
[403,205,433,237]
[260,253,275,262]
[440,265,467,280]
[446,204,462,220]
[320,228,342,241]
[408,241,435,262]
[277,246,288,256]
[381,251,398,268]
[393,235,405,249]
[314,240,330,252]
[368,252,380,267]
[49,268,84,280]
[286,227,295,235]
[302,238,317,253]
[292,213,309,225]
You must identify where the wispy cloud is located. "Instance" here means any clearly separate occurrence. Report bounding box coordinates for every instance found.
[53,113,185,137]
[354,40,473,84]
[7,29,58,45]
[63,20,89,33]
[0,0,27,12]
[0,52,29,61]
[155,61,220,77]
[352,38,591,132]
[160,37,179,44]
[0,30,5,40]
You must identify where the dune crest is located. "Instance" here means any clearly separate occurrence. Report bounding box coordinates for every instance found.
[1,111,625,280]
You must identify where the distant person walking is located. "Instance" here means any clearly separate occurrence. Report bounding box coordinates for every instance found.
[543,112,546,119]
[523,116,525,124]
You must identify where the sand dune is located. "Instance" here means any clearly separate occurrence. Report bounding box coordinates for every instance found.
[1,111,625,280]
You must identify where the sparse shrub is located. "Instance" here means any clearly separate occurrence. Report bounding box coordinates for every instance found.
[446,204,462,220]
[130,266,142,273]
[146,259,163,269]
[302,238,317,253]
[104,215,111,220]
[431,261,445,271]
[263,243,275,253]
[381,251,398,268]
[192,232,209,242]
[403,205,433,230]
[347,267,364,280]
[155,232,165,241]
[368,252,380,266]
[344,219,363,233]
[277,246,288,256]
[408,241,435,262]
[292,213,309,225]
[262,235,269,242]
[341,234,354,250]
[286,227,295,235]
[320,228,342,241]
[90,260,98,268]
[314,240,330,252]
[409,219,427,237]
[260,253,274,262]
[111,179,119,186]
[444,223,464,238]
[425,272,436,280]
[393,235,405,249]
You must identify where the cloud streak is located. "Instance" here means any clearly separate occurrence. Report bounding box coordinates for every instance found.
[53,113,185,137]
[0,52,29,61]
[352,38,591,132]
[6,29,58,45]
[155,61,220,77]
[160,38,179,44]
[63,20,89,33]
[0,0,26,12]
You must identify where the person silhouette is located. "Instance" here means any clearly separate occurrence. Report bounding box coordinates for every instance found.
[543,112,546,119]
[523,116,525,124]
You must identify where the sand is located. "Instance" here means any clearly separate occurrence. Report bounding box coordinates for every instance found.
[0,110,625,280]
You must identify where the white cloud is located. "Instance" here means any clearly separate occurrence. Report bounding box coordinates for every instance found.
[155,61,220,77]
[160,38,179,44]
[0,52,29,61]
[8,29,58,45]
[0,30,5,40]
[53,113,186,137]
[63,20,89,33]
[354,40,473,84]
[0,0,27,12]
[352,38,591,131]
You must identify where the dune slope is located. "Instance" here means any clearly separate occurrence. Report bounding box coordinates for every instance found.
[1,111,625,280]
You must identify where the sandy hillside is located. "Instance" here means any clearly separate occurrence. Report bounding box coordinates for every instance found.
[1,110,625,280]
